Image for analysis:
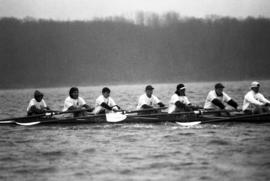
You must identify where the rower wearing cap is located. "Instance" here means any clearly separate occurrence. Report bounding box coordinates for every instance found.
[27,90,50,115]
[63,87,92,116]
[242,81,270,114]
[204,83,238,110]
[136,85,165,111]
[168,84,197,113]
[93,87,121,114]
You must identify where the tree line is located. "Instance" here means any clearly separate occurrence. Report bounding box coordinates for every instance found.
[0,12,270,88]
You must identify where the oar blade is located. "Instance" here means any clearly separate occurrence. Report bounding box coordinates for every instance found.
[106,112,127,122]
[15,121,41,126]
[176,121,201,126]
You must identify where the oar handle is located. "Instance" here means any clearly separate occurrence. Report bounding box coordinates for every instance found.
[48,108,94,115]
[197,108,242,115]
[125,107,168,114]
[201,111,270,124]
[0,108,94,122]
[0,112,48,122]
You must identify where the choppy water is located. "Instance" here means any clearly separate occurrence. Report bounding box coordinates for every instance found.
[0,80,270,181]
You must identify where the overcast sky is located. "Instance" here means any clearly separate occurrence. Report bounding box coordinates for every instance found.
[0,0,270,20]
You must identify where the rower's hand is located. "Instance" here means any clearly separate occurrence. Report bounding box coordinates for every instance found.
[158,102,165,108]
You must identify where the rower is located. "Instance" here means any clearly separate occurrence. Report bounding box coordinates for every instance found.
[27,90,50,116]
[93,87,121,114]
[168,84,198,113]
[242,81,270,114]
[204,83,238,111]
[136,85,165,113]
[63,87,92,117]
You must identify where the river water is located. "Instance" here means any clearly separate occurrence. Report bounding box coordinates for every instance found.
[0,80,270,181]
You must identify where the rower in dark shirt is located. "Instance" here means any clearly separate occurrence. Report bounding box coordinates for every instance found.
[204,83,238,111]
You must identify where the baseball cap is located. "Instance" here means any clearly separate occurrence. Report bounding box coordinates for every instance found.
[145,85,154,90]
[177,84,185,90]
[215,83,225,89]
[250,81,260,88]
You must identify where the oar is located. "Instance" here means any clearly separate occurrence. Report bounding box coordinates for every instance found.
[0,108,94,125]
[0,112,52,122]
[176,112,270,126]
[54,108,94,115]
[122,109,241,118]
[104,107,168,122]
[15,121,42,126]
[125,107,168,114]
[9,110,119,126]
[10,113,104,126]
[105,112,127,122]
[106,108,241,123]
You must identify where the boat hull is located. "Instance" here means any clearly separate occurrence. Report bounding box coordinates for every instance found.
[3,112,270,126]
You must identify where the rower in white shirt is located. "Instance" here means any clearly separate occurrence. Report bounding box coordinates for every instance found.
[204,83,238,110]
[136,85,165,112]
[93,87,121,114]
[168,84,196,113]
[242,81,270,114]
[63,87,92,117]
[27,90,50,115]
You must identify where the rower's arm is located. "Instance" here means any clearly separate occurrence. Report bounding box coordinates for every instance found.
[28,105,46,114]
[82,104,94,112]
[246,94,264,106]
[158,102,165,107]
[257,93,270,104]
[141,104,153,109]
[211,99,225,109]
[112,105,121,110]
[100,102,113,110]
[227,99,238,109]
[175,101,186,108]
[67,106,78,111]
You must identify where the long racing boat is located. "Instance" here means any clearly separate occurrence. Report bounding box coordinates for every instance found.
[1,110,270,126]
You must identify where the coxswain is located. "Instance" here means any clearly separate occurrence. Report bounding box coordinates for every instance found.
[93,87,121,114]
[168,84,198,113]
[204,83,238,110]
[27,90,50,115]
[242,81,270,114]
[136,85,165,113]
[63,87,92,117]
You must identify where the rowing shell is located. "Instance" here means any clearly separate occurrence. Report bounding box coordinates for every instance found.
[1,111,270,126]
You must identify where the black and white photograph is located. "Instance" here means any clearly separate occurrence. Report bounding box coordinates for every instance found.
[0,0,270,180]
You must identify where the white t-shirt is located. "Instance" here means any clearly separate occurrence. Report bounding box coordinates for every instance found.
[63,96,86,111]
[27,98,47,112]
[168,93,191,113]
[93,95,118,113]
[242,90,270,111]
[136,94,161,110]
[204,90,231,109]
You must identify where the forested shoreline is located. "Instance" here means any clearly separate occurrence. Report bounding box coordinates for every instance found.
[1,12,270,88]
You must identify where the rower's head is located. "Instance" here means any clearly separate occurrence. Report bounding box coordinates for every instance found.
[176,84,186,96]
[69,87,79,99]
[102,87,111,98]
[250,81,260,93]
[34,90,44,102]
[145,85,154,98]
[215,83,225,96]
